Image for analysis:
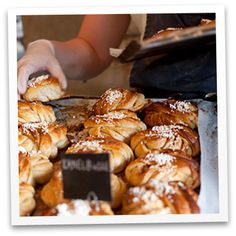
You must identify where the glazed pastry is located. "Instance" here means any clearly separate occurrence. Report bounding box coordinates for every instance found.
[122,180,199,215]
[130,125,200,158]
[19,183,36,216]
[19,151,53,185]
[18,128,57,159]
[19,152,34,186]
[66,137,134,173]
[84,110,147,143]
[40,162,64,208]
[111,174,127,209]
[18,122,69,159]
[23,74,64,102]
[93,88,147,115]
[125,150,200,189]
[30,152,53,184]
[143,100,198,129]
[18,100,56,124]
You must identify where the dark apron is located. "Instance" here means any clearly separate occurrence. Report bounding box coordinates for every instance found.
[130,13,216,99]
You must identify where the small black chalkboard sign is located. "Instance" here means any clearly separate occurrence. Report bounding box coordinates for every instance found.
[60,153,111,201]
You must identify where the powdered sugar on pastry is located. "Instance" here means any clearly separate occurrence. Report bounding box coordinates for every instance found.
[128,180,177,205]
[93,111,127,124]
[104,89,122,105]
[56,200,91,216]
[169,101,193,113]
[129,187,158,204]
[146,125,183,138]
[143,153,176,166]
[72,140,104,152]
[21,122,50,134]
[28,74,50,88]
[149,180,176,196]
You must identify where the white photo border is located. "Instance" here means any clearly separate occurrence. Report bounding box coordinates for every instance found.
[8,4,228,225]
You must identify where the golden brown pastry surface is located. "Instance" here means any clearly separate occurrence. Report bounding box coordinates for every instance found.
[143,100,198,129]
[125,150,200,189]
[122,180,199,215]
[84,110,147,143]
[19,183,36,216]
[18,100,56,124]
[66,137,134,173]
[130,125,200,158]
[18,122,69,159]
[19,152,34,186]
[19,151,53,185]
[40,162,64,208]
[30,153,53,184]
[23,75,64,102]
[111,174,127,209]
[93,88,147,115]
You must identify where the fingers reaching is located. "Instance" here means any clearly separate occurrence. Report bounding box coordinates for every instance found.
[48,63,67,90]
[17,64,32,95]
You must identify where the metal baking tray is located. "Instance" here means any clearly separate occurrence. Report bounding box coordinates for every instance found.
[113,24,216,63]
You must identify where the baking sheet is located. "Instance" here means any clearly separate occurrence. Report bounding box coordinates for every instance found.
[111,24,216,63]
[44,96,97,127]
[197,100,218,213]
[45,97,219,213]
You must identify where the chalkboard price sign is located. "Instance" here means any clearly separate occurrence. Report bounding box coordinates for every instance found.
[61,153,111,201]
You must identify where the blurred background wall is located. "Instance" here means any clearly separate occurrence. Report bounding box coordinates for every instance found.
[18,14,144,96]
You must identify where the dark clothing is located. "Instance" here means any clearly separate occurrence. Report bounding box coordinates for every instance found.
[130,13,216,99]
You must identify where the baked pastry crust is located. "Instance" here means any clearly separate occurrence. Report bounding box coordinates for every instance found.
[84,110,147,143]
[40,162,64,208]
[30,153,53,184]
[18,100,56,124]
[19,151,53,185]
[19,183,36,216]
[125,150,200,189]
[66,137,134,173]
[93,88,147,115]
[19,152,34,186]
[18,122,69,159]
[111,174,127,209]
[143,100,198,129]
[130,125,200,158]
[23,75,64,102]
[122,180,199,215]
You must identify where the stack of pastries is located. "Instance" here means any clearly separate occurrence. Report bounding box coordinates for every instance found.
[84,88,147,143]
[122,98,201,214]
[18,75,69,216]
[18,85,202,216]
[18,100,69,216]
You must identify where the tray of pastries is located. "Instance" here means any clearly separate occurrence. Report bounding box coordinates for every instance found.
[18,75,218,216]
